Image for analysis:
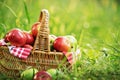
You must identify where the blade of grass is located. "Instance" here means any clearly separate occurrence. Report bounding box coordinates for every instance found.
[78,28,84,46]
[23,0,30,24]
[0,2,17,18]
[106,44,120,53]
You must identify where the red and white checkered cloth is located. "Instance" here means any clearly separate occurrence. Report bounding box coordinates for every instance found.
[8,46,31,59]
[63,51,73,64]
[0,39,31,59]
[63,49,80,65]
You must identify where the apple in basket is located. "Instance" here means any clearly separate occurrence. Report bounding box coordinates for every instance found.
[65,35,77,51]
[23,44,33,50]
[49,34,57,51]
[53,36,71,52]
[21,68,38,80]
[7,28,27,47]
[33,71,52,80]
[23,31,34,45]
[31,22,41,38]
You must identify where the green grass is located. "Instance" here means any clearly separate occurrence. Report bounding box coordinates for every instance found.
[0,0,120,80]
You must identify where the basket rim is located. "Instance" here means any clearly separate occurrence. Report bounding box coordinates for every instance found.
[0,46,65,55]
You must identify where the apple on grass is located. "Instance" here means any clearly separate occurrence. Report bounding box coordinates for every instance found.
[34,71,52,80]
[21,68,38,80]
[34,69,58,80]
[47,68,57,80]
[47,68,65,80]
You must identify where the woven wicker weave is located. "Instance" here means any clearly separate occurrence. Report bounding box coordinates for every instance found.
[0,9,70,78]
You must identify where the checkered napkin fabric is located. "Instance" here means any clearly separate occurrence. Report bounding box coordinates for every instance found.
[0,39,31,59]
[63,49,80,65]
[8,46,31,59]
[63,51,73,64]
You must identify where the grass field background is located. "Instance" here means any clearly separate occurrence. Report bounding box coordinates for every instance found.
[0,0,120,79]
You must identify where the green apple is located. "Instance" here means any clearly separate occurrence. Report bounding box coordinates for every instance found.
[65,35,77,52]
[47,68,57,79]
[21,68,38,80]
[49,34,57,51]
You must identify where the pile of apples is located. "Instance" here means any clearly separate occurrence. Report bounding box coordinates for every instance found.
[3,21,77,52]
[21,68,62,80]
[4,22,41,49]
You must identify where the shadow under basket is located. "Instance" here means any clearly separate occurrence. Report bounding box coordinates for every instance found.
[0,9,71,78]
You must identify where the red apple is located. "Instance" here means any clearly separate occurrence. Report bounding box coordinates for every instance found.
[53,36,71,52]
[23,44,33,50]
[23,31,34,45]
[7,28,27,47]
[31,22,41,37]
[34,71,52,80]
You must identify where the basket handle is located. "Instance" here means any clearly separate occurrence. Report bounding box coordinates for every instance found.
[33,9,50,52]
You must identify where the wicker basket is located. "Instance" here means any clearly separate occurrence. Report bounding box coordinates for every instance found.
[0,9,71,78]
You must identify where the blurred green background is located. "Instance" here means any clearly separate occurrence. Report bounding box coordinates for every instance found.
[0,0,120,46]
[0,0,120,79]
